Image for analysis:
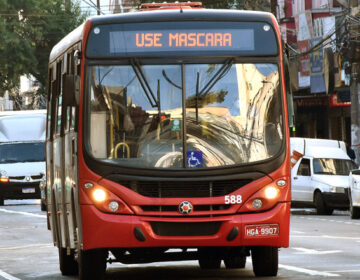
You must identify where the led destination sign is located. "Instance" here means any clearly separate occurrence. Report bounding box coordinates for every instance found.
[86,21,278,57]
[110,29,254,53]
[135,32,234,48]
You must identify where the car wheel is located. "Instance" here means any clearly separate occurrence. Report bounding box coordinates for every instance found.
[59,247,78,275]
[350,199,360,219]
[198,248,222,269]
[40,201,46,211]
[78,249,107,280]
[251,246,278,277]
[314,192,331,215]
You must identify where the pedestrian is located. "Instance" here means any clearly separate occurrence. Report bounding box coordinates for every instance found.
[346,141,356,161]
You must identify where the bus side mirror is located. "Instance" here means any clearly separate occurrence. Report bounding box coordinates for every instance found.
[63,74,80,106]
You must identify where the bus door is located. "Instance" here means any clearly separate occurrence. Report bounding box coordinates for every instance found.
[47,65,57,244]
[53,57,70,249]
[63,49,80,249]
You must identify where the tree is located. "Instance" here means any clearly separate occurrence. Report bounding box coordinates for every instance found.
[0,0,87,98]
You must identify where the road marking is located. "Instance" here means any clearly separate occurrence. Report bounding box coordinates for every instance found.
[292,247,342,255]
[292,235,360,241]
[298,216,360,226]
[0,243,52,250]
[279,264,339,277]
[0,269,21,280]
[0,209,46,219]
[327,269,360,273]
[291,230,305,234]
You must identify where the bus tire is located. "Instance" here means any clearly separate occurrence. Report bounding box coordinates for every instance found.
[198,248,222,269]
[78,249,107,280]
[224,255,246,269]
[314,192,332,215]
[251,246,278,277]
[224,248,246,269]
[59,247,78,275]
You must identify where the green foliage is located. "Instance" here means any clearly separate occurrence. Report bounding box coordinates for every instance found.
[0,0,87,96]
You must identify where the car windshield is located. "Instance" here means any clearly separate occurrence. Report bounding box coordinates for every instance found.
[86,62,284,169]
[313,158,357,175]
[0,142,45,163]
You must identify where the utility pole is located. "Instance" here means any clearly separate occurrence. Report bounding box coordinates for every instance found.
[350,0,360,164]
[270,0,277,17]
[97,0,100,15]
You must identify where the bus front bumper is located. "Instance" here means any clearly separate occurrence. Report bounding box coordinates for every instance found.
[81,202,290,250]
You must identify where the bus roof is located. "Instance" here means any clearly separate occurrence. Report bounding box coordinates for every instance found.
[49,9,276,62]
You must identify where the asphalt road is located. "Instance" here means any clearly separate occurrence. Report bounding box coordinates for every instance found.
[1,200,360,280]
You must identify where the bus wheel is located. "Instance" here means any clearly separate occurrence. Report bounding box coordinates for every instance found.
[59,247,78,275]
[251,246,278,277]
[0,196,4,206]
[224,248,246,269]
[78,249,107,280]
[198,248,222,269]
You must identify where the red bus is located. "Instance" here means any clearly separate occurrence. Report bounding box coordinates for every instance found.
[46,2,291,279]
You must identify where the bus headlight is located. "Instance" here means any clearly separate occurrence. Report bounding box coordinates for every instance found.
[92,189,107,202]
[264,186,279,199]
[238,184,282,213]
[84,184,134,215]
[252,199,263,209]
[109,201,119,212]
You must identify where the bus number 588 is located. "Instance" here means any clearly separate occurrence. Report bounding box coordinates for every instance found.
[225,195,242,204]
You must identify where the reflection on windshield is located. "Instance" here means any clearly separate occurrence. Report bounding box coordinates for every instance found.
[313,158,357,175]
[0,142,45,163]
[86,62,283,169]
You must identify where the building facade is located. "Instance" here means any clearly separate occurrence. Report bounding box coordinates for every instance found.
[278,0,352,143]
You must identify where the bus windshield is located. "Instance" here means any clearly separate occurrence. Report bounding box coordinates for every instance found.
[86,61,283,169]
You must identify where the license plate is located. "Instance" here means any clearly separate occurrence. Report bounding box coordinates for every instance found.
[245,224,279,237]
[22,188,35,194]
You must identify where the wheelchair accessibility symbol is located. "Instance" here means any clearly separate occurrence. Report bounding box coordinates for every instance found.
[187,151,203,168]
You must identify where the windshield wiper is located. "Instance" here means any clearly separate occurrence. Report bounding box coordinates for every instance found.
[131,59,158,108]
[198,58,234,97]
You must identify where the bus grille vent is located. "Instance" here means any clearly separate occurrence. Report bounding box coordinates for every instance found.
[150,221,222,236]
[117,180,251,198]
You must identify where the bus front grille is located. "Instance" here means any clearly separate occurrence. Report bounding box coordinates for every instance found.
[140,205,231,212]
[150,221,222,236]
[118,180,251,198]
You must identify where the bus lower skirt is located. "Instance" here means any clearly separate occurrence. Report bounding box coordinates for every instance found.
[108,247,249,264]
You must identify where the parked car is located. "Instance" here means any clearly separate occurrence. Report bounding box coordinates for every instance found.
[291,137,356,215]
[348,169,360,219]
[0,110,46,206]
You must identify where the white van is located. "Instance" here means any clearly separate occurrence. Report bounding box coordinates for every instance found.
[0,110,46,206]
[348,170,360,219]
[291,137,355,215]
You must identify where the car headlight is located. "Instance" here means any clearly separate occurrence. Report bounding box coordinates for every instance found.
[330,186,345,193]
[0,170,9,183]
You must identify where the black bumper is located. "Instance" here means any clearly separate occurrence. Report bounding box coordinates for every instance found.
[0,182,40,200]
[323,190,349,209]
